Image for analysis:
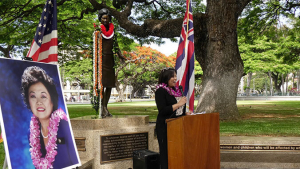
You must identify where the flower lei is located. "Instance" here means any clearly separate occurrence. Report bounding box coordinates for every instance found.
[156,83,182,97]
[29,108,68,169]
[100,23,114,39]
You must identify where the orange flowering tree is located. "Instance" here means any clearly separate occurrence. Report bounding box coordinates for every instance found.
[115,46,175,101]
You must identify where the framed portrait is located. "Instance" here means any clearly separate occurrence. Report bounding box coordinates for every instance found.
[0,58,81,169]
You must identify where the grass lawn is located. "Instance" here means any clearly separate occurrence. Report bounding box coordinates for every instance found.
[67,100,300,137]
[1,100,300,167]
[67,101,159,121]
[221,100,300,136]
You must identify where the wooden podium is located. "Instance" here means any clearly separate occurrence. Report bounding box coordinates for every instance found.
[166,113,220,169]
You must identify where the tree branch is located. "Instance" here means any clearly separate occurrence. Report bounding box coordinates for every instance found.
[0,0,69,26]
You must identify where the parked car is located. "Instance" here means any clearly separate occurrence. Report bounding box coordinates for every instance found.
[141,95,150,99]
[290,88,300,95]
[109,96,117,99]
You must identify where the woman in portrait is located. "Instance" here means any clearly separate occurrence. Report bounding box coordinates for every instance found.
[21,66,78,169]
[155,68,191,169]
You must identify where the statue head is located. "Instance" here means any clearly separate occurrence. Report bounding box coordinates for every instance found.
[98,8,112,27]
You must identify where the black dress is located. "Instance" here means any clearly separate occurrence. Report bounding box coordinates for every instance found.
[155,87,185,169]
[102,36,116,87]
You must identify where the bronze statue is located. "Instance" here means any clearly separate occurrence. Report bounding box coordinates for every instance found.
[98,8,124,118]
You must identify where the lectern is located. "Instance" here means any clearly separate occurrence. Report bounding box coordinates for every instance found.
[166,113,220,169]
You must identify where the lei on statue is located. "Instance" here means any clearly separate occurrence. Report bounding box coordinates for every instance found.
[29,108,68,169]
[93,23,114,39]
[156,83,182,97]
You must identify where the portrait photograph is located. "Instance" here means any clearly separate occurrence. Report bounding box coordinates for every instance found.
[0,58,81,169]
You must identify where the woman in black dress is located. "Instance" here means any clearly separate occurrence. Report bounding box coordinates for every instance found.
[155,68,190,169]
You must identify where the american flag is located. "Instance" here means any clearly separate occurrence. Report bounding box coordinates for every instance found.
[175,0,195,113]
[26,0,58,64]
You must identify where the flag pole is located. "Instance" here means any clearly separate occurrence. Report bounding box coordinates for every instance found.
[175,0,195,113]
[185,0,193,112]
[3,155,7,169]
[184,0,190,111]
[185,0,190,45]
[181,0,190,93]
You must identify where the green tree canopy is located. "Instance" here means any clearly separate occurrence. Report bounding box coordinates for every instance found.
[1,0,300,119]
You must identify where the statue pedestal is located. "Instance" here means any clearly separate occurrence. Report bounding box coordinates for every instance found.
[71,116,158,169]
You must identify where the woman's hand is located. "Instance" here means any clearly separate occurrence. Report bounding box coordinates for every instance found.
[172,96,187,111]
[186,112,193,115]
[178,96,187,106]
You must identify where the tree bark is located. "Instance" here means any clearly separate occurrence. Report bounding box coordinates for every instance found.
[0,45,13,58]
[297,70,300,91]
[246,72,252,96]
[115,81,126,102]
[292,73,295,89]
[271,72,281,93]
[286,74,288,95]
[282,74,285,95]
[194,0,246,120]
[268,71,273,96]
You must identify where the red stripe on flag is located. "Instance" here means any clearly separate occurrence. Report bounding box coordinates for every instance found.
[189,89,195,111]
[187,41,194,58]
[40,38,58,53]
[31,48,41,61]
[176,43,185,59]
[30,38,57,61]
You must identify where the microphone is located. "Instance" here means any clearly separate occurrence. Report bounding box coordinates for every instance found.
[179,85,184,96]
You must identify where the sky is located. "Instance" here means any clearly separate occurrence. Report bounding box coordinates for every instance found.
[144,0,207,56]
[145,38,180,56]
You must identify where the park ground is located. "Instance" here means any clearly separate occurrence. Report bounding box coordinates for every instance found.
[1,100,300,167]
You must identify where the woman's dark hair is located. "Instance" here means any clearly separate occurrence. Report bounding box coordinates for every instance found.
[98,8,112,22]
[21,66,58,112]
[158,68,177,86]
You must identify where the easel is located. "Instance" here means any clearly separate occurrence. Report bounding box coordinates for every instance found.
[2,155,7,169]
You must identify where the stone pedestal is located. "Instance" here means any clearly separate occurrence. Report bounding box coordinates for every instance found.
[70,115,159,169]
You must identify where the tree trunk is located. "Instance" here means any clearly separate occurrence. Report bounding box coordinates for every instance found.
[297,70,300,91]
[268,72,273,96]
[240,76,244,94]
[282,74,285,95]
[292,73,295,89]
[246,72,252,96]
[0,45,12,58]
[271,72,281,92]
[115,81,126,102]
[195,0,245,120]
[286,74,288,95]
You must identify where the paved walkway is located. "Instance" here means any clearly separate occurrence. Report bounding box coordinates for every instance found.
[220,136,300,169]
[221,136,300,144]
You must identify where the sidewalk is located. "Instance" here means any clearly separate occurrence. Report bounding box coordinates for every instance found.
[220,136,300,169]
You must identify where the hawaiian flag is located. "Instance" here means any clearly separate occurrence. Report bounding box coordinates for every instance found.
[26,0,58,64]
[175,0,195,113]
